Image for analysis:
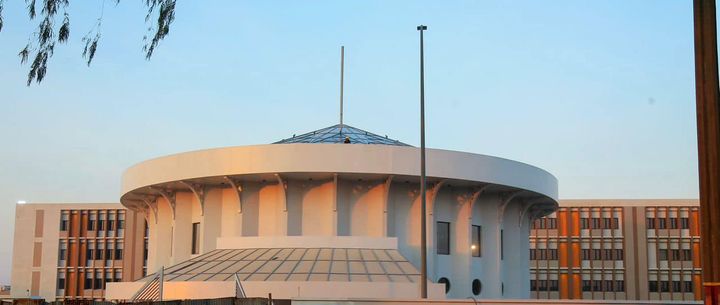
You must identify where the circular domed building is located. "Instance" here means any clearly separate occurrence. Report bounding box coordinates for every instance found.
[107,124,558,301]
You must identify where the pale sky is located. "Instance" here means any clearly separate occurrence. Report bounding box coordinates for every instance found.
[0,1,699,284]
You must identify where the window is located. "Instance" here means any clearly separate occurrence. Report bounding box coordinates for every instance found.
[582,280,591,292]
[57,276,65,291]
[582,249,591,260]
[673,281,682,292]
[537,249,546,260]
[615,280,625,292]
[670,218,678,229]
[84,275,93,289]
[612,217,619,229]
[108,220,115,232]
[581,218,589,229]
[60,212,69,231]
[647,218,655,229]
[58,248,67,261]
[538,280,547,291]
[115,242,123,260]
[603,218,612,229]
[671,249,681,260]
[681,217,690,229]
[548,218,557,229]
[660,281,670,292]
[649,281,658,292]
[114,270,122,282]
[192,222,201,255]
[605,280,613,292]
[472,279,482,295]
[684,281,693,293]
[659,218,667,229]
[94,271,103,289]
[604,249,613,260]
[530,249,536,260]
[106,243,114,260]
[438,277,450,294]
[88,213,96,231]
[591,218,601,229]
[683,249,692,261]
[437,222,450,255]
[500,229,504,260]
[98,219,105,231]
[96,242,104,260]
[593,249,602,260]
[593,280,602,292]
[86,248,94,264]
[615,249,624,260]
[471,225,481,257]
[658,249,668,261]
[549,280,558,291]
[548,249,558,260]
[530,280,537,291]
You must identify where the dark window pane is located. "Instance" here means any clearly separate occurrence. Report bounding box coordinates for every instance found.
[436,222,450,255]
[647,218,656,229]
[659,249,668,261]
[681,218,690,229]
[471,225,481,257]
[192,222,201,255]
[649,281,658,292]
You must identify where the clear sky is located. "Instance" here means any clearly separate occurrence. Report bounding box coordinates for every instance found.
[0,1,699,284]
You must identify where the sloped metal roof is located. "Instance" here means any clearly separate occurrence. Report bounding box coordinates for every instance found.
[143,248,420,283]
[273,124,411,146]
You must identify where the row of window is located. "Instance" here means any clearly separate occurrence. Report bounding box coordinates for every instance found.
[648,280,694,293]
[580,217,620,230]
[657,249,693,261]
[646,217,690,230]
[530,249,558,260]
[532,218,557,229]
[59,210,125,233]
[581,280,625,292]
[581,249,624,261]
[61,219,125,232]
[436,222,485,257]
[58,240,124,265]
[530,280,559,291]
[57,269,123,292]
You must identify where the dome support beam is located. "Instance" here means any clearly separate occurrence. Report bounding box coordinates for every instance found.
[382,175,394,236]
[518,198,546,228]
[467,184,492,220]
[275,174,288,212]
[142,196,159,224]
[152,187,177,220]
[224,176,243,213]
[498,190,524,225]
[180,181,207,216]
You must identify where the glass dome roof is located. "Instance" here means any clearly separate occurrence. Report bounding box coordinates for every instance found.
[273,124,411,146]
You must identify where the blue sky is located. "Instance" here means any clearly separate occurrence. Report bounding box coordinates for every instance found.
[0,1,698,283]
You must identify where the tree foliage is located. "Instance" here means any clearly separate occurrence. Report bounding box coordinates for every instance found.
[0,0,177,85]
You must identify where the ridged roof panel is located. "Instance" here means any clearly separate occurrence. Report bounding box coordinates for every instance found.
[273,124,411,146]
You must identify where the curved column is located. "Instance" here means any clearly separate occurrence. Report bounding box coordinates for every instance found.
[382,175,394,237]
[426,180,446,282]
[502,198,531,298]
[224,176,243,213]
[179,181,207,216]
[152,187,177,220]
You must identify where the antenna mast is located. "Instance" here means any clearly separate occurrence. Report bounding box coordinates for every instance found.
[340,46,344,125]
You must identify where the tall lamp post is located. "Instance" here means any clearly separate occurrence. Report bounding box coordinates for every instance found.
[417,24,428,299]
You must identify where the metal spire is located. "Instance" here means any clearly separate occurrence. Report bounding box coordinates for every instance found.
[340,46,345,126]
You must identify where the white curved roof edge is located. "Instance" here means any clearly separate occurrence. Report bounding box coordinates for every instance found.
[122,143,559,201]
[216,236,398,250]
